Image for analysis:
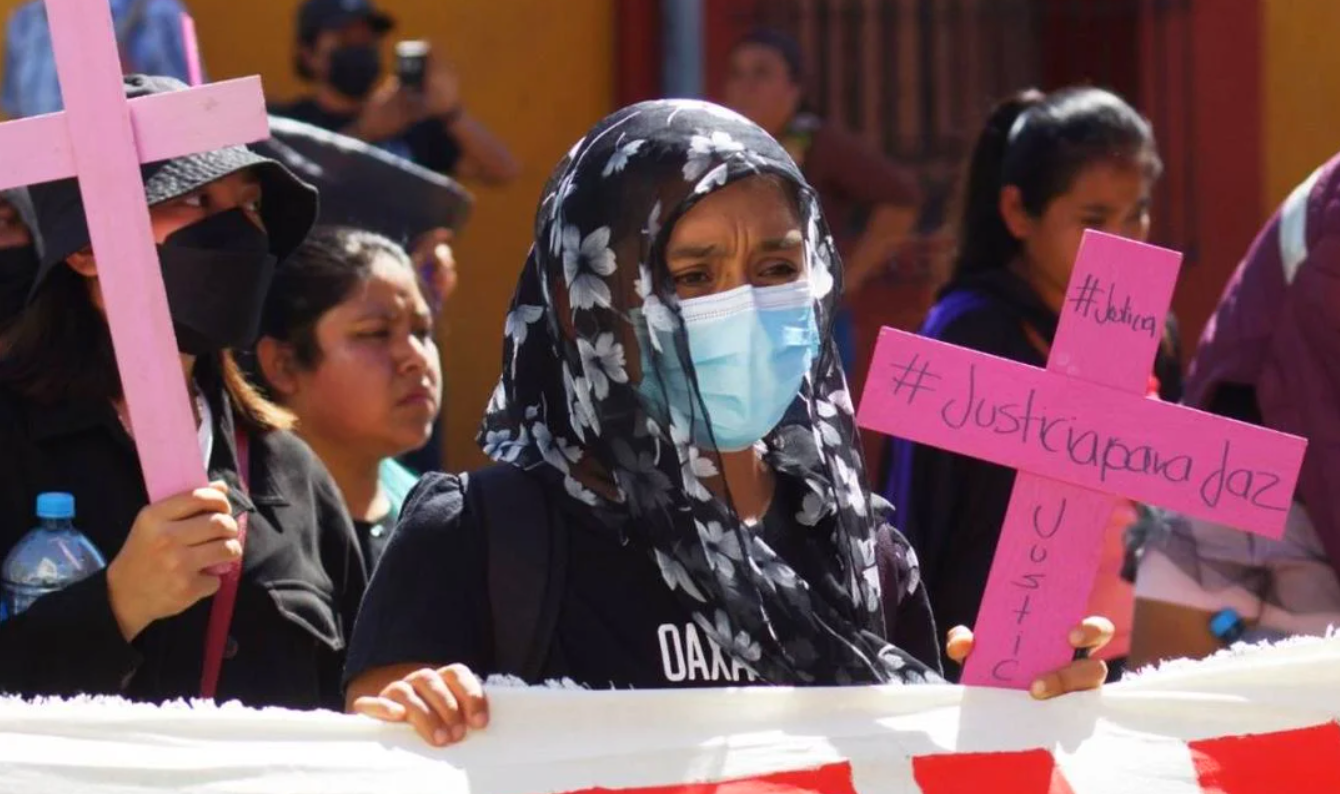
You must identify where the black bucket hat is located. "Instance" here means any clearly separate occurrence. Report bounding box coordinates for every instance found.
[26,75,320,295]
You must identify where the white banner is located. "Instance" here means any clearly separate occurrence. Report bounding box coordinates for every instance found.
[2,638,1339,794]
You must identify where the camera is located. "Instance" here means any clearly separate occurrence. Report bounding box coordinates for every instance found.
[395,40,431,91]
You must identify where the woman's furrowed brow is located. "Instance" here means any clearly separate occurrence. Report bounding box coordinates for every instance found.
[667,242,722,260]
[670,232,800,259]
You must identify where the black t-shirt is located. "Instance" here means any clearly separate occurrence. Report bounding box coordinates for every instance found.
[269,98,463,176]
[345,471,940,690]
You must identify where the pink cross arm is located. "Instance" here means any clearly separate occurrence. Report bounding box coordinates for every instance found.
[860,331,1305,535]
[0,77,268,193]
[1046,232,1181,388]
[964,480,1119,687]
[857,231,1308,688]
[16,0,273,503]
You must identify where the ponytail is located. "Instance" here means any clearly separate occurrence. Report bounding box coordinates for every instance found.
[951,89,1045,280]
[221,350,293,433]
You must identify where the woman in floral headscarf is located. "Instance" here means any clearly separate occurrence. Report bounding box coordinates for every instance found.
[344,100,1111,745]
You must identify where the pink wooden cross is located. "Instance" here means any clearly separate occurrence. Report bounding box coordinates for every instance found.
[0,0,270,503]
[857,231,1308,688]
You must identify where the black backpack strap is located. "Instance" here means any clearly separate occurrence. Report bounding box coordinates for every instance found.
[464,464,569,682]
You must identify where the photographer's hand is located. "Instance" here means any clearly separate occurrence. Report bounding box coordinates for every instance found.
[345,79,422,143]
[424,56,462,119]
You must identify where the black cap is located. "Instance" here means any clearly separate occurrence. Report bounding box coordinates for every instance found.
[298,0,395,43]
[26,75,319,297]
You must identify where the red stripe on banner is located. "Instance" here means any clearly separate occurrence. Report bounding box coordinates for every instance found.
[912,749,1076,794]
[558,762,858,794]
[1191,722,1340,793]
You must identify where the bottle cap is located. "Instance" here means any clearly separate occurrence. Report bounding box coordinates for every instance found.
[1209,608,1244,642]
[35,492,75,520]
[395,40,430,58]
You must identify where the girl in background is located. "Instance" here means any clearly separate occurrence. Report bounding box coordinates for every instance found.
[886,87,1179,677]
[255,226,441,570]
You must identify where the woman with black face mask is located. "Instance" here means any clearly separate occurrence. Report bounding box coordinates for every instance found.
[0,76,367,710]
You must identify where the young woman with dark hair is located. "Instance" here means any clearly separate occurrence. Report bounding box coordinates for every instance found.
[255,226,441,569]
[885,87,1180,677]
[0,76,367,709]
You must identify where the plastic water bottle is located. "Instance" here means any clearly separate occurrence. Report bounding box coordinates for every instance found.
[0,493,106,620]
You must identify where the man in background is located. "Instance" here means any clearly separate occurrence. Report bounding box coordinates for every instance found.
[723,28,922,473]
[271,0,519,186]
[725,29,921,302]
[3,0,196,118]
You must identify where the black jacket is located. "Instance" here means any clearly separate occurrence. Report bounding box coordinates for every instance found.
[0,365,366,709]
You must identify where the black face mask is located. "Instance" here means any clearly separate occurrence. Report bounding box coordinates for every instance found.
[327,44,383,100]
[0,243,38,327]
[157,209,277,356]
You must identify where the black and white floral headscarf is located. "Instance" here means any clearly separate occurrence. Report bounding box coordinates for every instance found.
[480,100,936,685]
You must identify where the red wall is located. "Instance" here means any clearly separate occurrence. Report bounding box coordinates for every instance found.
[615,0,663,106]
[619,0,757,105]
[703,0,758,101]
[1039,0,1142,100]
[1158,0,1262,357]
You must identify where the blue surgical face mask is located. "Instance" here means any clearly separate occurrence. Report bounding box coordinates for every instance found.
[635,279,820,451]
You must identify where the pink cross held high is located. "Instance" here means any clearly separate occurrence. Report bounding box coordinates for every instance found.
[0,0,270,502]
[858,230,1308,688]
